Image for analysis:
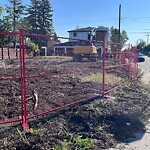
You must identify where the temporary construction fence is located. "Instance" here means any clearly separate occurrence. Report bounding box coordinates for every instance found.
[102,42,138,95]
[0,29,138,130]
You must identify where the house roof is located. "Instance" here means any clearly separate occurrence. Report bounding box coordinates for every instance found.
[68,27,109,32]
[68,27,95,32]
[96,27,109,31]
[53,41,78,47]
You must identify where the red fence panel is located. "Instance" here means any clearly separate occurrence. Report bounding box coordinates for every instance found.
[0,31,22,125]
[0,29,138,130]
[101,42,138,96]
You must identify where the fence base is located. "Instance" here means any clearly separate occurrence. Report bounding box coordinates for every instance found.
[19,115,29,131]
[22,123,29,131]
[94,93,115,100]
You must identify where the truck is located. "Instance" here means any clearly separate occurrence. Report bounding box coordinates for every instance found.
[73,42,101,61]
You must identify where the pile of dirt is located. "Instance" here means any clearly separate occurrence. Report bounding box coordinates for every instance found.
[0,58,149,150]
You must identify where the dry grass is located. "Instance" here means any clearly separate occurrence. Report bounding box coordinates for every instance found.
[42,56,72,59]
[81,73,122,85]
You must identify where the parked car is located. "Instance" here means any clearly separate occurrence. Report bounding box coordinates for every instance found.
[148,52,150,57]
[138,52,145,62]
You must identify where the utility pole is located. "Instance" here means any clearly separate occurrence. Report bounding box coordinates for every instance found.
[146,34,150,45]
[118,4,121,45]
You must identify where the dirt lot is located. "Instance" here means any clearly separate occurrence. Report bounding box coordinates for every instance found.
[0,58,150,150]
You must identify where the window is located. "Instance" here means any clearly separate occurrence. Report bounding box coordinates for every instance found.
[73,32,77,37]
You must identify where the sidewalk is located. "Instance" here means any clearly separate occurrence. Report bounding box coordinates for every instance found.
[109,66,150,150]
[140,66,150,85]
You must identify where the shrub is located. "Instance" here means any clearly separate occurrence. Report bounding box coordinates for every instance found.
[25,39,39,57]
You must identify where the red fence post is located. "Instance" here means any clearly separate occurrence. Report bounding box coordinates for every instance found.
[128,51,131,80]
[136,48,138,78]
[19,28,29,131]
[101,41,106,97]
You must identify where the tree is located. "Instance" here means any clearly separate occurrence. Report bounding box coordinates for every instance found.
[26,0,40,34]
[25,38,39,57]
[120,30,129,46]
[98,25,108,28]
[5,0,25,57]
[110,27,129,51]
[38,0,53,35]
[136,40,150,56]
[0,7,11,48]
[137,40,146,52]
[27,0,53,35]
[27,0,54,47]
[5,0,25,32]
[0,6,2,15]
[52,32,60,42]
[143,44,150,55]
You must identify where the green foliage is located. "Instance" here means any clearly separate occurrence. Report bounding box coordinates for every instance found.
[26,0,54,46]
[0,16,11,47]
[73,136,93,150]
[25,39,39,56]
[137,40,146,52]
[52,146,61,150]
[28,128,39,134]
[52,32,60,42]
[27,0,53,35]
[5,0,26,32]
[137,40,150,55]
[52,132,93,150]
[110,26,129,51]
[98,25,108,28]
[143,44,150,55]
[26,0,40,34]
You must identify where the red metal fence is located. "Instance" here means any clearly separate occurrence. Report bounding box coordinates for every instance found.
[0,29,138,130]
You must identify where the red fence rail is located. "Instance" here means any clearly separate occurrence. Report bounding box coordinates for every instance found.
[0,29,138,130]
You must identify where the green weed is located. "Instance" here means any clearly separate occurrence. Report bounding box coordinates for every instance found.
[52,132,93,150]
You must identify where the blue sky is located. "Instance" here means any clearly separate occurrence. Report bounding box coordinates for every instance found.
[1,0,150,45]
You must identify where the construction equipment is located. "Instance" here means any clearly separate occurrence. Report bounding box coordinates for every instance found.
[73,41,100,61]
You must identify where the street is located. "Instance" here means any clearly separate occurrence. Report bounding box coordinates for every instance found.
[138,56,150,84]
[139,56,150,72]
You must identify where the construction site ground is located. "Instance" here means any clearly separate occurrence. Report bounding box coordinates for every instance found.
[0,58,150,150]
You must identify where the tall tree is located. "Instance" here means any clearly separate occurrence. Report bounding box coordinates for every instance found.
[27,0,53,35]
[26,0,40,34]
[27,0,54,46]
[38,0,53,35]
[137,40,146,53]
[5,0,25,32]
[110,26,129,51]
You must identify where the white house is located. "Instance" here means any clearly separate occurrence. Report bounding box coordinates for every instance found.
[68,27,109,42]
[53,27,109,56]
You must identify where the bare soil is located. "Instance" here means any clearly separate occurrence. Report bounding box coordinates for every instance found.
[0,58,150,150]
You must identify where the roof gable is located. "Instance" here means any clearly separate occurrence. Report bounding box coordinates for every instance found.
[68,27,109,33]
[54,41,78,47]
[68,27,95,32]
